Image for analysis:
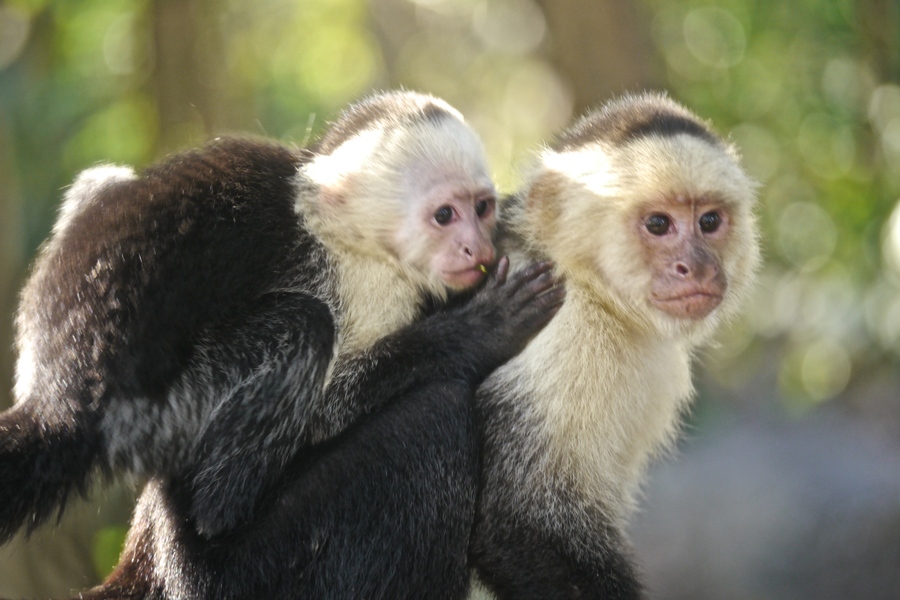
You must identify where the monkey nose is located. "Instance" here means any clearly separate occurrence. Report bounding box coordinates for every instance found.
[464,243,494,266]
[674,260,718,282]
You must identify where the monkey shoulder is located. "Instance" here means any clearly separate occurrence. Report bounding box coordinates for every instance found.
[21,138,321,393]
[45,137,310,292]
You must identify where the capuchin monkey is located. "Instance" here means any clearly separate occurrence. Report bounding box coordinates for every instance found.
[469,92,761,599]
[0,90,507,544]
[61,258,562,600]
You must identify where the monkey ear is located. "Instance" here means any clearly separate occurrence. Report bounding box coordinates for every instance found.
[524,171,563,245]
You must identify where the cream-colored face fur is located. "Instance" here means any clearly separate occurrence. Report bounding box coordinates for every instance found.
[297,100,498,355]
[302,112,497,296]
[532,132,760,341]
[393,119,497,291]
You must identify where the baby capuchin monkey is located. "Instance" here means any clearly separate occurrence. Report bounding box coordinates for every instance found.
[469,92,761,599]
[0,90,510,545]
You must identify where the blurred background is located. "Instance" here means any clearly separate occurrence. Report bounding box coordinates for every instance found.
[1,0,899,597]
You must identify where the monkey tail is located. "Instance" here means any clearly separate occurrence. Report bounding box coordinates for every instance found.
[0,402,99,544]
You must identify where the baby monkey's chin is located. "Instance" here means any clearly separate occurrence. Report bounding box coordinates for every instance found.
[443,267,488,291]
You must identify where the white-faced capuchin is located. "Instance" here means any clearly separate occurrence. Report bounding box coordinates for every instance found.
[469,92,761,600]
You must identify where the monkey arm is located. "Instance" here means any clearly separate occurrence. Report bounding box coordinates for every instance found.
[307,260,563,443]
[472,505,643,600]
[182,291,335,538]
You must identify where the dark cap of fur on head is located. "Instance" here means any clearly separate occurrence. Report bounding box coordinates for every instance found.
[551,92,721,152]
[313,91,456,156]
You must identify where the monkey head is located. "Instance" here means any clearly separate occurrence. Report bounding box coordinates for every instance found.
[519,92,760,340]
[302,91,497,295]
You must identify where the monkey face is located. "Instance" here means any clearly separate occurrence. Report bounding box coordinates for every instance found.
[389,120,499,292]
[529,132,758,340]
[637,196,731,320]
[592,132,759,336]
[397,170,498,291]
[302,100,499,296]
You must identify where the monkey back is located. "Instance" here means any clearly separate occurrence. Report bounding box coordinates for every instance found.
[18,138,311,404]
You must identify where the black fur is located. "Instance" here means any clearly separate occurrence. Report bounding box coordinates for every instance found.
[1,137,335,542]
[468,389,643,600]
[0,90,495,545]
[65,260,562,600]
[472,509,641,599]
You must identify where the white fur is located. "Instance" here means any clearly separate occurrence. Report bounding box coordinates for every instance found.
[13,165,137,404]
[11,336,35,404]
[304,128,384,190]
[53,164,136,237]
[472,123,759,599]
[328,247,426,355]
[485,287,694,522]
[299,108,493,356]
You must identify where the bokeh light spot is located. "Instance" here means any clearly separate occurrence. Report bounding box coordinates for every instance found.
[683,7,745,69]
[777,201,837,272]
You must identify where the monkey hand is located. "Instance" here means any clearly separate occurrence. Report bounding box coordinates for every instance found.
[458,257,564,382]
[309,259,562,436]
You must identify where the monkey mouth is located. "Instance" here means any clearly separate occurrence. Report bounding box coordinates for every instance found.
[443,266,488,290]
[651,292,723,320]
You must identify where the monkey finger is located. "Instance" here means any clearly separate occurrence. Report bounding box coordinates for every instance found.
[538,285,566,311]
[518,272,562,306]
[508,261,556,294]
[519,285,565,332]
[522,282,565,315]
[491,256,510,285]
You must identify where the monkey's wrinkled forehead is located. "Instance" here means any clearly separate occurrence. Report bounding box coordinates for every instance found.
[533,92,755,204]
[305,102,490,191]
[314,90,465,157]
[552,92,721,152]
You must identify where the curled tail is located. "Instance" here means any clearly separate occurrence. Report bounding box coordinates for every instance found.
[0,403,99,544]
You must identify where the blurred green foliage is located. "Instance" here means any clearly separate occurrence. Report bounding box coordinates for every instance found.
[91,525,130,578]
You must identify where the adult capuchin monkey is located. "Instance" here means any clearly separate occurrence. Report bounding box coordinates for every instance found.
[0,90,531,551]
[59,258,561,600]
[468,92,761,599]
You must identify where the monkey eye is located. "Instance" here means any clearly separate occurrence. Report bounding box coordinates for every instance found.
[434,205,454,225]
[475,198,493,218]
[699,211,721,233]
[645,214,671,236]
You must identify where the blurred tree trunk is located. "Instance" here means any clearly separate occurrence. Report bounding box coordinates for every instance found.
[151,0,226,152]
[535,0,661,112]
[859,0,898,81]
